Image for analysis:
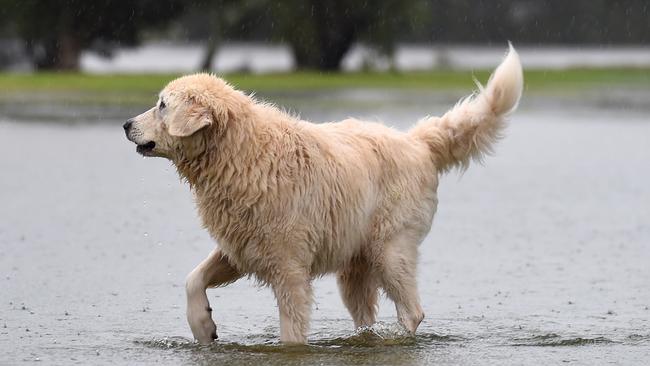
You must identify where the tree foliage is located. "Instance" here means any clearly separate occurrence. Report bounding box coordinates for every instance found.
[1,0,648,71]
[0,0,185,70]
[270,0,421,70]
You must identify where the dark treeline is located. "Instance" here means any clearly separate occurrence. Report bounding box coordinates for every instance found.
[0,0,648,71]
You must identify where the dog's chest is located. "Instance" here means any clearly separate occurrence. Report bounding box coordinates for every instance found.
[194,192,270,268]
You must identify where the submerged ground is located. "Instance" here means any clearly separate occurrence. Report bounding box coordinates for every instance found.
[0,77,649,365]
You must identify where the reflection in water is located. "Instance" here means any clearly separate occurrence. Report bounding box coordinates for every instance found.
[135,324,452,366]
[134,325,648,366]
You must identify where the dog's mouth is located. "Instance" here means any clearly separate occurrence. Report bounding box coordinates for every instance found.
[136,141,156,156]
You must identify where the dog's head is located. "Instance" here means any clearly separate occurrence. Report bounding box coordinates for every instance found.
[124,74,233,160]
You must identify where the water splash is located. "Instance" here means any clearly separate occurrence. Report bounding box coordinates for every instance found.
[321,322,414,346]
[134,336,195,350]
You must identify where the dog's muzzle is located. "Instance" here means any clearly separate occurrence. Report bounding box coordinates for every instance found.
[123,119,156,156]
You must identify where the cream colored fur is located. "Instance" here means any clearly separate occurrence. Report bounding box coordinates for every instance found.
[124,45,523,345]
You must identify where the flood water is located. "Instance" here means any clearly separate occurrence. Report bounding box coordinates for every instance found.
[0,91,649,365]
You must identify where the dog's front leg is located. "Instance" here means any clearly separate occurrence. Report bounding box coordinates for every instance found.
[186,248,241,344]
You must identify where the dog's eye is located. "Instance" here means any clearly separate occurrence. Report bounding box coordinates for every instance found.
[159,100,166,110]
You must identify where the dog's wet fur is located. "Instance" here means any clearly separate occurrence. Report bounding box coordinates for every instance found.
[124,45,523,344]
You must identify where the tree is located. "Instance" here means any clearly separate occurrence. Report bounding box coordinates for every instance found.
[0,0,185,70]
[271,0,419,71]
[189,0,267,72]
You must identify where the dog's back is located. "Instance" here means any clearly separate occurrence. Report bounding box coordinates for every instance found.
[295,118,437,275]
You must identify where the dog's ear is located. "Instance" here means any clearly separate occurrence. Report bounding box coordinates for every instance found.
[168,103,213,137]
[168,96,230,138]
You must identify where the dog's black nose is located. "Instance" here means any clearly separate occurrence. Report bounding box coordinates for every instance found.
[123,119,133,132]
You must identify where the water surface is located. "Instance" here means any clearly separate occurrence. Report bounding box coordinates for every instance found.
[1,94,649,365]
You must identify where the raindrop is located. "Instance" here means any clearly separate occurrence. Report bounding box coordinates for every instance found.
[144,232,149,238]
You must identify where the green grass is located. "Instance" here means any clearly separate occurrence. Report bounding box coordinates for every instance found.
[0,68,648,105]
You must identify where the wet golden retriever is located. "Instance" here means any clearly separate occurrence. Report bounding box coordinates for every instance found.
[124,45,523,344]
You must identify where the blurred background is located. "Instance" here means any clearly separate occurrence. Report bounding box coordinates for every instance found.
[0,0,648,120]
[0,0,649,73]
[1,1,649,365]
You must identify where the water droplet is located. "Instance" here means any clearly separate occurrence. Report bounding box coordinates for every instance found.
[144,232,149,237]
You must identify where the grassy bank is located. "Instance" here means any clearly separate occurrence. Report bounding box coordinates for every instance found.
[0,68,648,105]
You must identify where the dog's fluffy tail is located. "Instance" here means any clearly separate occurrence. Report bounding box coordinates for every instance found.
[409,43,523,173]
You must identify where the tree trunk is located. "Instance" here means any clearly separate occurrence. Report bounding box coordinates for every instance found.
[199,35,220,72]
[57,32,81,70]
[34,32,81,71]
[199,4,221,72]
[34,7,81,71]
[290,0,359,71]
[316,25,356,71]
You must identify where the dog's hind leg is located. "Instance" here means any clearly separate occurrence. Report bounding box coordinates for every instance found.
[186,248,241,344]
[379,234,424,334]
[337,256,379,329]
[270,267,313,344]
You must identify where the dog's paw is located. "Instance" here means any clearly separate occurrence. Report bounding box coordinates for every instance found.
[188,306,218,344]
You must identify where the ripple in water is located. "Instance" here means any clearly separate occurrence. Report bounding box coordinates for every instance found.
[136,326,629,356]
[511,333,614,347]
[135,322,461,354]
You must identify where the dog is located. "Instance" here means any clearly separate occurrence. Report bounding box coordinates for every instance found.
[124,44,523,344]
